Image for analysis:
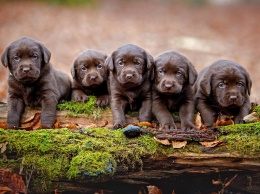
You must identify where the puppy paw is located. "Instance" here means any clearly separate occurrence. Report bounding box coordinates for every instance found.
[113,123,124,130]
[96,95,109,107]
[72,94,89,102]
[162,123,177,130]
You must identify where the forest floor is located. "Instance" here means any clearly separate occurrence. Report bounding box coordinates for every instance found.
[0,0,260,102]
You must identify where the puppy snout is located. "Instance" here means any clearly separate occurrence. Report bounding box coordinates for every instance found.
[165,83,173,90]
[229,95,237,101]
[21,66,31,73]
[90,75,97,80]
[126,73,133,79]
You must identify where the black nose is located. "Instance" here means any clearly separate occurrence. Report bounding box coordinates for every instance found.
[126,73,133,79]
[22,67,30,73]
[229,95,237,101]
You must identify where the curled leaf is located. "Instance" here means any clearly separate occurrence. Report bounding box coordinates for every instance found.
[137,121,153,127]
[172,140,187,149]
[200,139,226,148]
[212,179,222,185]
[153,137,171,145]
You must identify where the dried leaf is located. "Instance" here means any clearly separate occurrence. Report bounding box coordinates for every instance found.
[200,139,226,148]
[0,186,14,194]
[153,137,171,145]
[54,119,60,128]
[212,179,222,185]
[59,122,78,129]
[0,142,8,154]
[224,174,238,187]
[21,112,41,130]
[0,122,7,129]
[214,115,234,126]
[100,120,109,128]
[83,123,98,129]
[0,168,26,194]
[137,121,153,127]
[172,140,187,149]
[147,185,163,194]
[194,112,202,129]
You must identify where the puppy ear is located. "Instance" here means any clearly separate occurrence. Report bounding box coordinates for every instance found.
[71,60,77,79]
[40,43,51,64]
[200,74,211,96]
[146,52,154,80]
[187,61,198,85]
[105,56,114,71]
[245,72,252,96]
[1,47,9,68]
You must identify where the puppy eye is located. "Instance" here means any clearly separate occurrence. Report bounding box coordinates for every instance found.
[219,82,226,88]
[176,70,182,76]
[13,56,20,61]
[118,61,124,66]
[158,69,164,75]
[31,54,38,60]
[81,66,87,71]
[97,64,103,69]
[237,82,244,87]
[135,61,141,65]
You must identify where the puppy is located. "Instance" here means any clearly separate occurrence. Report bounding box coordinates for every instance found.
[152,51,198,130]
[1,36,71,129]
[106,44,154,129]
[195,60,252,127]
[71,50,109,107]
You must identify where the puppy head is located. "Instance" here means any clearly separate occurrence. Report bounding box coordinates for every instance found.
[105,44,154,88]
[1,36,51,84]
[200,60,252,108]
[71,50,108,87]
[154,51,197,94]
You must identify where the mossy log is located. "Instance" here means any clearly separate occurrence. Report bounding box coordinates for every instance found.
[0,101,260,193]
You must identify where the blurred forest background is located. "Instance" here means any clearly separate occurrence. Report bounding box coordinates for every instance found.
[0,0,259,102]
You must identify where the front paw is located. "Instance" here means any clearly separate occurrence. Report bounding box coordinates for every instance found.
[72,93,89,102]
[113,122,124,130]
[162,122,177,130]
[96,95,109,107]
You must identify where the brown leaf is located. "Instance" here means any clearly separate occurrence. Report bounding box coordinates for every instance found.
[137,121,153,128]
[153,137,171,145]
[147,185,163,194]
[172,140,187,149]
[200,139,226,148]
[214,115,234,126]
[59,123,78,129]
[21,112,41,130]
[212,179,222,185]
[0,122,7,129]
[0,142,8,154]
[194,112,202,129]
[0,168,26,194]
[0,186,14,194]
[99,120,109,128]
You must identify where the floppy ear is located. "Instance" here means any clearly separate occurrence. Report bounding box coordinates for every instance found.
[187,61,198,85]
[39,43,51,64]
[105,56,114,71]
[200,73,212,96]
[245,72,252,96]
[146,52,154,80]
[71,60,77,79]
[1,46,9,68]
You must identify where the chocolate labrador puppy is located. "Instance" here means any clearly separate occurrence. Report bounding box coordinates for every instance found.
[195,60,252,127]
[152,51,198,130]
[106,44,154,129]
[1,36,71,129]
[71,50,109,107]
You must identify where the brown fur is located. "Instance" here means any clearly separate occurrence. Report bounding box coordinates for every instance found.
[194,60,252,127]
[71,50,109,107]
[106,44,154,129]
[1,36,71,128]
[152,51,197,130]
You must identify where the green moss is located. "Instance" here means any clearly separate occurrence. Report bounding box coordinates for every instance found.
[0,120,259,192]
[253,105,260,116]
[219,123,260,156]
[57,97,106,119]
